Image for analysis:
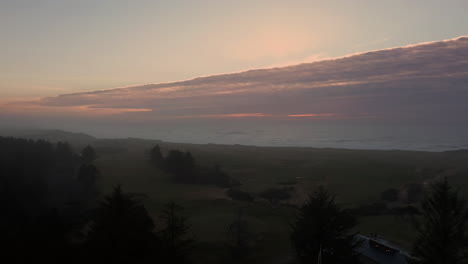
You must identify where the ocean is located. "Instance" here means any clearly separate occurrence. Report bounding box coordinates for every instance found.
[79,121,468,152]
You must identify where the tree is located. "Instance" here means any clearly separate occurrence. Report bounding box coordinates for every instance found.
[160,148,233,186]
[412,178,468,264]
[77,163,100,201]
[150,144,164,168]
[227,208,253,260]
[81,145,97,164]
[0,137,92,262]
[381,188,399,202]
[86,186,158,263]
[165,150,196,181]
[55,141,78,175]
[159,201,193,264]
[291,187,360,264]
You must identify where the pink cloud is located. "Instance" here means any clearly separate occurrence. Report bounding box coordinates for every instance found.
[173,113,273,119]
[2,36,468,124]
[288,113,336,117]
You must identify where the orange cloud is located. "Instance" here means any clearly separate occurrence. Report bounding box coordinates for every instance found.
[174,113,273,119]
[168,113,342,119]
[2,101,152,117]
[288,113,336,117]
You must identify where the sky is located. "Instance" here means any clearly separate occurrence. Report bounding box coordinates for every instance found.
[2,0,468,100]
[1,0,468,144]
[2,36,468,125]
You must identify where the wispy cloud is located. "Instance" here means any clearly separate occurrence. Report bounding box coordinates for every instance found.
[2,101,152,117]
[287,114,336,117]
[173,113,273,119]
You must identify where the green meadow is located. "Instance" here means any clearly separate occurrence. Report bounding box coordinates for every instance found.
[87,137,468,263]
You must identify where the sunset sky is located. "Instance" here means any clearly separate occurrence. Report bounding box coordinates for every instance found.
[2,0,468,99]
[1,1,468,132]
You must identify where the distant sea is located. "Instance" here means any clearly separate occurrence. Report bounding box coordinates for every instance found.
[81,122,468,152]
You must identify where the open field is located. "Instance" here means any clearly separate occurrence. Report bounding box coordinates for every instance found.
[84,137,468,263]
[2,129,467,263]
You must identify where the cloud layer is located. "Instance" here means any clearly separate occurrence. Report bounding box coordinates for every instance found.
[3,36,468,124]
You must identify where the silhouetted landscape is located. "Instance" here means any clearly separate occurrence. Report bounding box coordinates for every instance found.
[1,129,468,263]
[2,1,468,263]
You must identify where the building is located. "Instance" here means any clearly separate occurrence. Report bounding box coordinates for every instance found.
[355,235,413,264]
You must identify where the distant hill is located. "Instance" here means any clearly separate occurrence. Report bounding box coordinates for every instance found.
[0,128,96,146]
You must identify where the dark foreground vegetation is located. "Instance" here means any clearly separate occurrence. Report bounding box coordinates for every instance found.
[150,145,233,187]
[1,134,468,263]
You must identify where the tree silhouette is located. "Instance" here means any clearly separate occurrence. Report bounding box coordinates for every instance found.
[55,141,78,175]
[165,150,196,181]
[412,178,468,264]
[207,164,231,187]
[155,147,233,187]
[81,145,97,164]
[86,186,158,263]
[77,163,100,202]
[291,187,360,264]
[227,208,253,260]
[159,201,193,264]
[150,144,164,168]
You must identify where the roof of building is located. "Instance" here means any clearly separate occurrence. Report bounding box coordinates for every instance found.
[355,235,411,264]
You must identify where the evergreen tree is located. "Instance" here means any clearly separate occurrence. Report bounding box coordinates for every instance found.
[86,186,157,263]
[165,150,196,182]
[55,141,78,176]
[227,208,253,260]
[291,187,360,264]
[412,178,468,264]
[81,145,97,164]
[77,163,100,201]
[159,201,193,264]
[150,144,164,168]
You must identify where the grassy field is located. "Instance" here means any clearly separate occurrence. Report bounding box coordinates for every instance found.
[84,137,468,263]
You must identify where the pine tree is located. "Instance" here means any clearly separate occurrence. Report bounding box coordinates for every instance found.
[81,145,97,164]
[227,208,253,260]
[150,144,164,168]
[291,187,360,264]
[159,201,193,263]
[77,163,100,201]
[412,178,468,264]
[86,186,157,263]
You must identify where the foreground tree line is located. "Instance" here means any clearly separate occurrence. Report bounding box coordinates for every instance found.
[291,178,468,264]
[0,137,193,263]
[1,137,468,263]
